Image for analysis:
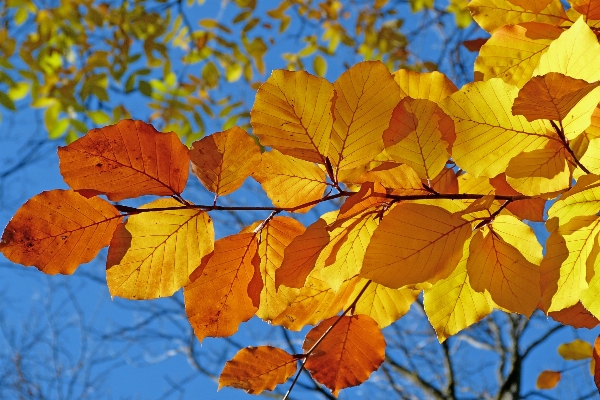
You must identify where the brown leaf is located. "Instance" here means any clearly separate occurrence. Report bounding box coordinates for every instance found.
[0,190,121,275]
[549,301,600,329]
[303,315,386,396]
[463,38,488,52]
[218,346,297,394]
[58,120,189,201]
[594,335,600,394]
[536,370,561,389]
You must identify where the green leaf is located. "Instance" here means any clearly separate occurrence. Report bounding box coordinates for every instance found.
[313,55,327,77]
[48,118,69,139]
[139,80,152,97]
[0,91,16,111]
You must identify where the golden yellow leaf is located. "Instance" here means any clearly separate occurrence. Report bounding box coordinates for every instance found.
[336,181,390,221]
[254,217,305,321]
[457,193,497,218]
[346,281,419,328]
[329,61,402,172]
[579,137,600,174]
[106,198,214,300]
[218,346,297,394]
[474,22,563,87]
[490,173,547,221]
[303,315,385,397]
[383,98,455,180]
[492,215,544,264]
[355,163,427,196]
[467,218,541,316]
[579,237,600,317]
[535,17,600,83]
[505,142,571,195]
[58,120,190,201]
[549,301,600,328]
[536,370,561,389]
[548,174,600,228]
[570,0,600,20]
[442,78,551,177]
[275,211,337,289]
[540,216,600,312]
[428,166,459,194]
[184,232,260,342]
[468,0,568,33]
[558,339,593,360]
[190,126,261,197]
[424,238,493,342]
[0,190,121,275]
[392,69,458,102]
[251,69,333,164]
[252,150,327,212]
[594,335,600,390]
[512,73,600,123]
[361,203,472,288]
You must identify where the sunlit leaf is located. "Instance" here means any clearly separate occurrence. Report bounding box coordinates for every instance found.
[58,120,189,201]
[303,314,385,396]
[558,339,593,360]
[548,174,600,228]
[393,69,458,103]
[0,190,121,275]
[355,163,427,196]
[218,346,297,394]
[594,335,600,394]
[549,301,600,329]
[468,0,568,33]
[106,198,214,300]
[536,370,561,389]
[570,0,600,20]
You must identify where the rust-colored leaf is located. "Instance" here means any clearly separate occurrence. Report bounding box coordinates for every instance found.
[58,120,189,201]
[218,346,297,394]
[184,232,260,342]
[549,301,600,329]
[536,370,561,389]
[0,190,121,275]
[303,315,385,397]
[190,126,261,196]
[463,38,488,52]
[571,0,600,20]
[594,335,600,394]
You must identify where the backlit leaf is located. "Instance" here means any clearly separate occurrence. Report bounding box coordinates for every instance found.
[549,301,600,329]
[442,78,551,177]
[190,126,261,196]
[468,0,568,33]
[490,173,546,221]
[252,150,327,212]
[106,198,214,300]
[594,335,600,394]
[0,190,121,275]
[355,163,427,196]
[548,174,600,228]
[570,0,600,20]
[251,70,333,164]
[184,232,260,342]
[558,339,593,360]
[536,370,561,389]
[218,346,297,394]
[58,120,189,201]
[303,315,385,397]
[361,203,472,288]
[329,61,402,173]
[393,69,458,103]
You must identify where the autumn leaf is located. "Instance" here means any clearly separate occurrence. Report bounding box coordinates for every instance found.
[106,198,214,300]
[329,61,402,173]
[594,335,600,394]
[490,173,546,221]
[0,190,121,275]
[252,150,328,212]
[468,0,568,33]
[184,232,260,342]
[549,301,600,329]
[361,203,472,288]
[190,126,261,197]
[558,339,593,360]
[547,174,600,228]
[536,370,561,389]
[58,120,189,201]
[442,78,551,178]
[336,181,390,220]
[392,69,458,103]
[354,163,426,196]
[303,315,385,396]
[251,69,333,164]
[218,346,297,394]
[570,0,600,20]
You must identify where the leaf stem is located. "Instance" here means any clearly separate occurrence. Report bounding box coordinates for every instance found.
[550,119,591,174]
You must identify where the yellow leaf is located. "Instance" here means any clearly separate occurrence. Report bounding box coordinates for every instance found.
[474,22,563,87]
[540,216,600,312]
[392,69,458,103]
[579,238,600,317]
[536,370,561,389]
[424,238,493,342]
[346,281,419,328]
[106,198,214,300]
[190,126,261,196]
[0,190,121,275]
[360,203,472,288]
[336,181,390,221]
[428,166,459,194]
[492,215,544,264]
[355,163,427,196]
[558,339,593,360]
[383,98,455,180]
[329,61,402,172]
[251,70,333,164]
[490,174,547,221]
[252,150,327,212]
[468,0,568,33]
[467,218,541,316]
[535,17,600,83]
[219,346,297,395]
[548,174,600,228]
[505,142,571,195]
[184,232,260,342]
[579,137,600,174]
[442,78,551,177]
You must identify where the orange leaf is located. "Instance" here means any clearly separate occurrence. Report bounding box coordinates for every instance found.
[513,73,600,122]
[549,301,600,329]
[571,0,600,20]
[463,38,488,52]
[0,190,121,275]
[303,315,385,397]
[593,335,600,394]
[536,370,561,389]
[490,173,546,221]
[184,232,260,342]
[251,70,333,164]
[190,126,261,196]
[106,198,214,300]
[337,181,390,221]
[218,346,297,394]
[428,166,459,194]
[58,120,189,201]
[330,61,402,173]
[355,163,427,196]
